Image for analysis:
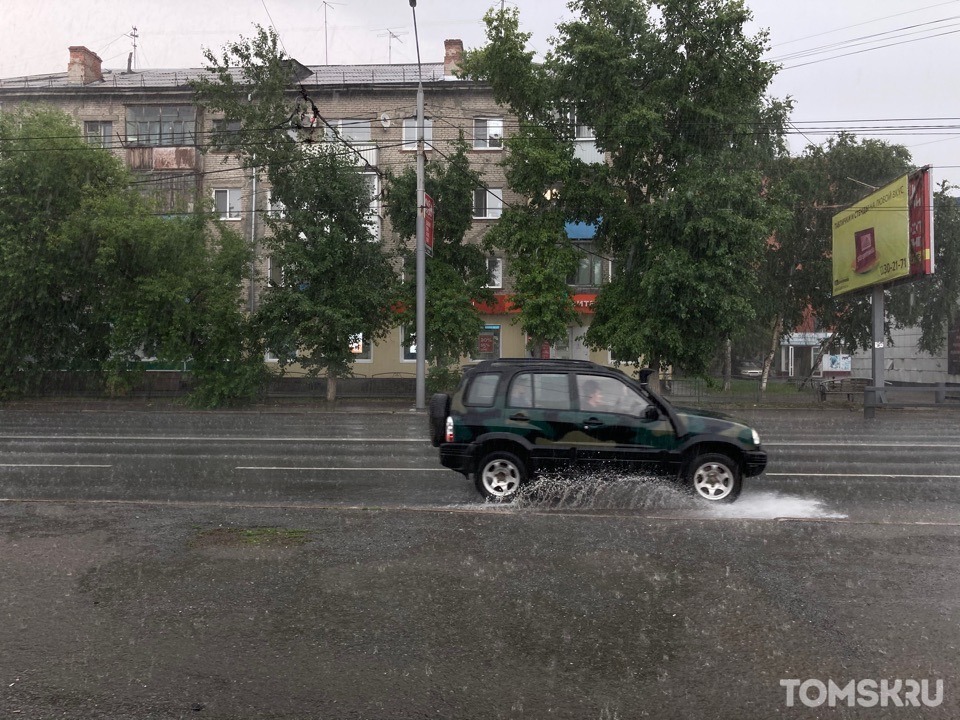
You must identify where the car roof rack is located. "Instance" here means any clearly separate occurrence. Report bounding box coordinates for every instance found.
[469,358,601,371]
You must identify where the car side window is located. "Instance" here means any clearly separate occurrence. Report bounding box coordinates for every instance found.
[507,374,533,408]
[533,373,572,410]
[576,374,647,415]
[465,372,500,406]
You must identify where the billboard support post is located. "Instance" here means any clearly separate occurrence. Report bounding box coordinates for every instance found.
[867,285,885,419]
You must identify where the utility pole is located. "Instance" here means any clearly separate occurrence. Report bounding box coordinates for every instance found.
[410,0,426,409]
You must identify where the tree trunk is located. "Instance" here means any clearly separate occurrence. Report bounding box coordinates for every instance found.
[761,316,782,392]
[326,374,337,403]
[723,337,732,392]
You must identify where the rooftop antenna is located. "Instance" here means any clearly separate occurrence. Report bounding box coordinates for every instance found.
[126,26,139,71]
[377,29,408,64]
[320,1,344,64]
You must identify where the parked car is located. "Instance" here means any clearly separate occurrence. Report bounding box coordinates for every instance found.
[428,359,767,503]
[738,362,763,378]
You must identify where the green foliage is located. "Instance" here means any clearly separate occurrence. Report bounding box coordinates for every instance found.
[462,1,790,374]
[426,365,462,395]
[769,134,914,354]
[887,183,960,355]
[0,107,263,404]
[195,25,399,389]
[383,137,491,367]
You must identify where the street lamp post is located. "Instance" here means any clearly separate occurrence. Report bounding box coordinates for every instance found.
[410,0,426,410]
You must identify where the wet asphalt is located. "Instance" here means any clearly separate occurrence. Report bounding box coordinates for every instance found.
[0,401,958,719]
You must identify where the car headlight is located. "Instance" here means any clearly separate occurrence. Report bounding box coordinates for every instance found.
[751,429,761,447]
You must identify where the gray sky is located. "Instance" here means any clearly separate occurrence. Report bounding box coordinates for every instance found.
[3,0,960,188]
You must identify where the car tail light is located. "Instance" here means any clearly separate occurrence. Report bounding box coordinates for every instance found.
[445,416,454,443]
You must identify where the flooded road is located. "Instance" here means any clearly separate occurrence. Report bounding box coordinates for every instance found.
[0,406,957,524]
[0,404,958,718]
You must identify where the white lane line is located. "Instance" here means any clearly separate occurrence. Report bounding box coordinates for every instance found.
[0,436,957,448]
[765,442,960,448]
[0,464,112,468]
[236,466,449,471]
[0,436,424,443]
[766,472,960,479]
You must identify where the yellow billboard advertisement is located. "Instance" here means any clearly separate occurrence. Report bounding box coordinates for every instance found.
[831,174,910,297]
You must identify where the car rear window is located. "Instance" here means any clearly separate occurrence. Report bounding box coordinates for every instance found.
[465,372,500,406]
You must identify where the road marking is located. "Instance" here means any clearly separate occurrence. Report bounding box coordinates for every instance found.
[0,463,112,468]
[765,472,960,479]
[766,442,960,447]
[0,435,425,443]
[235,466,449,472]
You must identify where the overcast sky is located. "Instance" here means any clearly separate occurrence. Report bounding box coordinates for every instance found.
[3,0,960,188]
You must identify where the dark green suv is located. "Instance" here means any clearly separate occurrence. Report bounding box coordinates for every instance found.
[429,359,766,503]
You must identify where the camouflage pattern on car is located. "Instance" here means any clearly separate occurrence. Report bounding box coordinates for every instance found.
[430,359,767,503]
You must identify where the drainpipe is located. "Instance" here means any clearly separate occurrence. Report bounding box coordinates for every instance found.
[248,155,258,313]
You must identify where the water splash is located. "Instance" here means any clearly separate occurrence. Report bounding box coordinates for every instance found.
[512,471,697,511]
[700,491,847,520]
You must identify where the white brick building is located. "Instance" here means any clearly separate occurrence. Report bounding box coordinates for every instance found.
[0,41,611,378]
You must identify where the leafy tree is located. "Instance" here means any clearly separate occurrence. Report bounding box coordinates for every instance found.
[0,107,263,404]
[887,182,960,356]
[461,1,790,377]
[383,137,493,380]
[763,134,914,383]
[194,26,398,401]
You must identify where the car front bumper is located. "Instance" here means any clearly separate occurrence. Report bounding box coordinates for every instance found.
[743,449,768,477]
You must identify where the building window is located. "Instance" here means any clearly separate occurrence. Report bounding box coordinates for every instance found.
[402,117,433,151]
[473,325,501,361]
[214,189,242,220]
[473,188,503,219]
[84,120,113,148]
[330,119,371,143]
[350,333,372,362]
[210,118,242,152]
[569,112,595,140]
[267,254,284,287]
[473,118,503,150]
[401,326,417,362]
[364,173,380,241]
[485,257,503,289]
[568,243,603,287]
[126,105,197,146]
[267,192,286,219]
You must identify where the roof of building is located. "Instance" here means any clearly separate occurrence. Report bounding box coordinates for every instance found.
[0,62,450,91]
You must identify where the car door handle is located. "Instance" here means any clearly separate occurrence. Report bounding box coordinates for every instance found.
[583,417,604,428]
[509,413,530,421]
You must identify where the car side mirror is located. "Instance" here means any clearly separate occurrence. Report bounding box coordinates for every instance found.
[643,405,659,421]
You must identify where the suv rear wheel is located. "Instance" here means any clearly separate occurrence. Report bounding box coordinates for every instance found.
[476,450,526,502]
[687,453,742,503]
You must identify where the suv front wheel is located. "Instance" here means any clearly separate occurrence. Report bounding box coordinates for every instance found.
[687,453,742,503]
[476,450,526,502]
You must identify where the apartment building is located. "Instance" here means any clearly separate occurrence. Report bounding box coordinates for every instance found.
[0,41,610,377]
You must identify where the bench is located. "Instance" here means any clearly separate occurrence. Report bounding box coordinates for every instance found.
[818,377,870,402]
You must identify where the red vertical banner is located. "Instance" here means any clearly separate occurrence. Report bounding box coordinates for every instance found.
[424,193,435,258]
[908,166,933,277]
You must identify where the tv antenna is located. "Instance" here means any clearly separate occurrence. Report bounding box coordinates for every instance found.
[320,1,345,64]
[377,29,408,64]
[126,26,139,71]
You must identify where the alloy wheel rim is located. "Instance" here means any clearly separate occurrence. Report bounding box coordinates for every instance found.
[482,459,520,497]
[693,462,733,500]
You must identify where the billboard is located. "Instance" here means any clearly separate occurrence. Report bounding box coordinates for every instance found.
[831,167,933,297]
